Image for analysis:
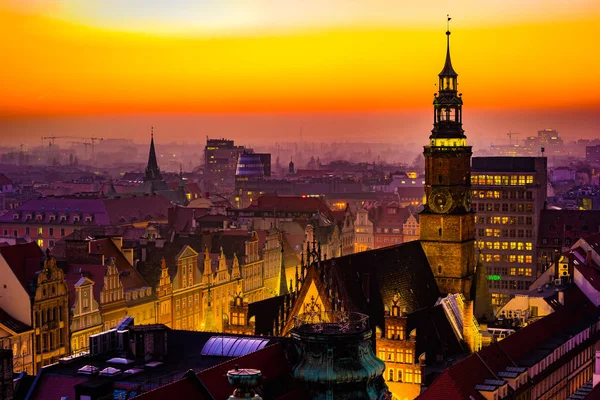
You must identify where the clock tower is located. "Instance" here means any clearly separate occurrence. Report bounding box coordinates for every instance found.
[419,24,476,299]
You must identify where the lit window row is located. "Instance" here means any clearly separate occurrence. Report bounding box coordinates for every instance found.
[471,175,534,186]
[477,241,533,251]
[479,253,533,263]
[510,267,533,276]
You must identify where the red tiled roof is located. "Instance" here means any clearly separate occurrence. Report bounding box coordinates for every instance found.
[419,285,596,399]
[0,173,13,186]
[103,194,171,225]
[88,238,150,292]
[0,242,44,292]
[135,343,297,400]
[31,375,87,400]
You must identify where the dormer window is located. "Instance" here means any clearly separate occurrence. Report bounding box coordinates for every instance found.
[25,214,32,221]
[60,215,67,222]
[13,213,19,220]
[49,214,56,222]
[73,215,80,223]
[85,215,93,223]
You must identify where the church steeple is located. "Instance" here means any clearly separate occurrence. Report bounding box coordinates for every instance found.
[431,17,465,144]
[145,126,163,182]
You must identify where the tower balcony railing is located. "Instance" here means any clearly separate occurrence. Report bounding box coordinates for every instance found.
[292,311,369,335]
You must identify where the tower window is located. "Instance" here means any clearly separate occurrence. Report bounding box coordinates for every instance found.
[438,175,443,184]
[438,265,442,274]
[438,228,442,236]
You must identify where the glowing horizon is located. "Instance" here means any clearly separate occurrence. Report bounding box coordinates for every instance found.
[1,1,599,117]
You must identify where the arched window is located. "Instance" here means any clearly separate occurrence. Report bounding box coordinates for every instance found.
[398,370,403,382]
[438,265,442,274]
[388,369,394,382]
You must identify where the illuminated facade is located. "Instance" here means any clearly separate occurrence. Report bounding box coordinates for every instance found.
[471,157,547,308]
[353,208,374,252]
[69,277,103,354]
[33,256,70,370]
[376,294,424,399]
[419,26,476,299]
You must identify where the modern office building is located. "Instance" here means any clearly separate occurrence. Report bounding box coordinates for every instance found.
[204,138,246,191]
[471,157,548,308]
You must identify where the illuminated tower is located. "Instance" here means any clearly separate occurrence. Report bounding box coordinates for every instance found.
[419,23,476,299]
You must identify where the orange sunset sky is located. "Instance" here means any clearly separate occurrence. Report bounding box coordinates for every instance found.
[0,1,599,145]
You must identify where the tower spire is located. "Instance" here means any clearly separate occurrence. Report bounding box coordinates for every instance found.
[440,15,457,79]
[144,126,162,182]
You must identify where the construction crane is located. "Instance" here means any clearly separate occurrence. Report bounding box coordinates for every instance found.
[89,136,104,155]
[507,131,520,146]
[69,141,92,158]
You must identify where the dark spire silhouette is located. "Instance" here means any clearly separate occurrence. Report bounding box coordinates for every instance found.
[439,15,457,78]
[144,126,163,182]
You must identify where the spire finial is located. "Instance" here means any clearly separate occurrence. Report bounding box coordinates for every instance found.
[151,125,154,138]
[447,14,451,34]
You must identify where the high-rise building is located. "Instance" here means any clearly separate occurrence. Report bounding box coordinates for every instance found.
[419,25,477,300]
[586,145,600,165]
[204,138,246,192]
[471,157,548,308]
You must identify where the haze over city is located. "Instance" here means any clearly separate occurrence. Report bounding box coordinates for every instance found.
[1,0,598,146]
[2,2,600,400]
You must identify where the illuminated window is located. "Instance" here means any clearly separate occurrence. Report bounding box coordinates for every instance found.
[494,191,501,199]
[526,256,533,263]
[517,242,524,251]
[502,242,508,250]
[37,227,43,236]
[510,268,516,276]
[486,191,494,199]
[526,242,533,251]
[478,241,485,249]
[493,242,500,250]
[518,176,526,185]
[510,175,518,185]
[486,242,493,249]
[518,267,525,275]
[510,242,517,250]
[501,217,509,224]
[526,175,534,184]
[486,254,493,262]
[501,176,510,185]
[494,229,501,237]
[37,239,44,247]
[509,255,517,263]
[525,268,532,276]
[485,229,493,237]
[518,255,525,263]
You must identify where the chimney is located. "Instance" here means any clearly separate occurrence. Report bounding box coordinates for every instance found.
[587,250,593,266]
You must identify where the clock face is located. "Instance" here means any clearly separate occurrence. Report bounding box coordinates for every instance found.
[429,189,454,213]
[463,190,472,212]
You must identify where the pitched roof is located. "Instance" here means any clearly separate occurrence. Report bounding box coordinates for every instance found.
[419,285,598,399]
[134,342,299,400]
[0,307,32,334]
[103,194,171,225]
[325,241,441,329]
[0,173,13,186]
[30,374,88,400]
[0,242,44,294]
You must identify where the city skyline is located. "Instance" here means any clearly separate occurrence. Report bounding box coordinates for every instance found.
[0,1,598,144]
